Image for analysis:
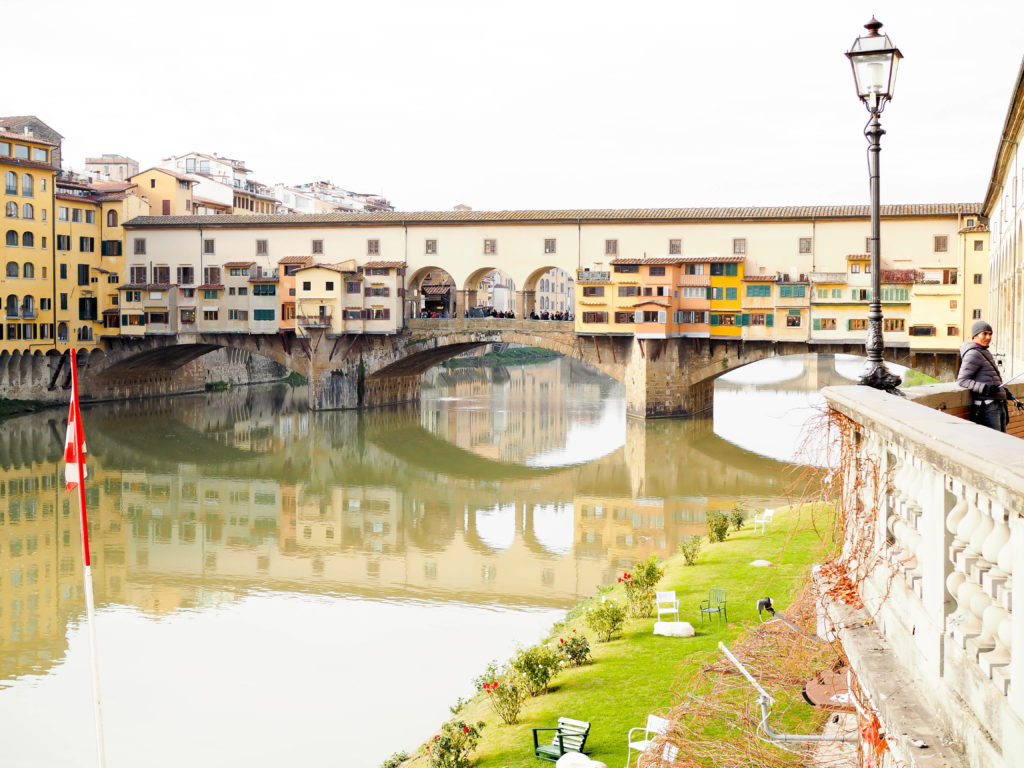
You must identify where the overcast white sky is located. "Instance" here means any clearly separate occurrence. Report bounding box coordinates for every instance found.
[11,1,1023,211]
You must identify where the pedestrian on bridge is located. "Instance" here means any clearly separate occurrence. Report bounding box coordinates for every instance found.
[957,320,1008,432]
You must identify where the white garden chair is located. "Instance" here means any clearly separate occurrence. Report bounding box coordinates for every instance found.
[655,591,680,622]
[627,714,670,767]
[753,508,775,534]
[637,741,678,767]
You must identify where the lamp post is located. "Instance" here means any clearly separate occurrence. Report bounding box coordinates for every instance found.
[847,17,903,392]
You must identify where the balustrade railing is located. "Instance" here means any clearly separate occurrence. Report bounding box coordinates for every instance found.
[824,382,1024,768]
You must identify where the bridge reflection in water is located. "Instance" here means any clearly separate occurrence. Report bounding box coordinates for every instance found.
[0,356,817,767]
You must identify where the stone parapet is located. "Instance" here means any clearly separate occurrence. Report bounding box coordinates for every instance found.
[823,383,1024,768]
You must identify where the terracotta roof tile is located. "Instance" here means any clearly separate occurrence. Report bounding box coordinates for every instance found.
[0,129,56,146]
[278,255,313,264]
[743,274,778,282]
[131,167,195,184]
[223,261,256,267]
[846,253,870,260]
[122,203,984,229]
[363,261,405,269]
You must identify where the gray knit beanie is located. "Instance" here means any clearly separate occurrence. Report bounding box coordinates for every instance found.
[971,319,993,338]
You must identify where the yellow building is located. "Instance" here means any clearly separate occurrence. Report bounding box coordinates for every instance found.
[708,255,744,337]
[2,129,57,352]
[129,168,195,216]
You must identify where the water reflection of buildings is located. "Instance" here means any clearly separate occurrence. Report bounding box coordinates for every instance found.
[0,361,808,681]
[421,360,604,463]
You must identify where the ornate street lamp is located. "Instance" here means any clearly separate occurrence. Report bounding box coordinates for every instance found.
[847,17,903,392]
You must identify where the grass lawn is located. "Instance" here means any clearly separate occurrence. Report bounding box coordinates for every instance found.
[407,505,835,768]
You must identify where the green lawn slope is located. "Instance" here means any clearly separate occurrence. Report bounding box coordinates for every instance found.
[406,505,835,768]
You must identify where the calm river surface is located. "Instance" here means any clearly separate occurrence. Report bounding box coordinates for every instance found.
[0,353,858,767]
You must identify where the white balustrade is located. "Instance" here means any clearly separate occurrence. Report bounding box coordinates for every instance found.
[824,382,1024,767]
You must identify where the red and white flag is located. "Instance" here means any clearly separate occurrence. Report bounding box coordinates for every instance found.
[64,387,87,491]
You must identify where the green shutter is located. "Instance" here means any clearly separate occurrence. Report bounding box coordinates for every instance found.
[726,287,737,300]
[740,313,750,326]
[706,286,712,300]
[710,314,719,326]
[813,318,821,331]
[726,263,738,276]
[788,309,801,316]
[766,312,774,327]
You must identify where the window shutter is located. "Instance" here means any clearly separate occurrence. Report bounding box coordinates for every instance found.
[658,310,666,324]
[364,286,370,296]
[813,318,821,331]
[634,310,642,324]
[710,314,719,326]
[766,312,774,327]
[383,309,390,320]
[740,313,749,326]
[382,287,390,297]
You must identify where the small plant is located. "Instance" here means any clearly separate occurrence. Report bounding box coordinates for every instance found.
[729,505,747,531]
[585,599,626,642]
[448,696,468,714]
[706,510,731,543]
[425,720,485,768]
[620,555,665,617]
[678,534,703,566]
[557,629,592,666]
[480,673,527,725]
[511,643,561,696]
[379,751,409,768]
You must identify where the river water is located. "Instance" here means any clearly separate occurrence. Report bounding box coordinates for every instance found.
[0,353,858,767]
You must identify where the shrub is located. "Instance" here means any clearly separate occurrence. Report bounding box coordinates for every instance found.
[380,751,409,768]
[678,534,703,566]
[480,673,527,725]
[620,555,665,617]
[706,510,730,542]
[729,506,746,531]
[511,643,561,696]
[585,599,626,642]
[426,720,485,768]
[557,629,592,666]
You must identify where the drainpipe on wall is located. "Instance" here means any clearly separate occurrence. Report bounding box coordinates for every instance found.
[50,173,57,351]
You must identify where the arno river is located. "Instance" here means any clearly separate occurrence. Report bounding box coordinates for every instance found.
[0,353,857,767]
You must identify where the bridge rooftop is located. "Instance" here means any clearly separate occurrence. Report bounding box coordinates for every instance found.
[124,203,983,228]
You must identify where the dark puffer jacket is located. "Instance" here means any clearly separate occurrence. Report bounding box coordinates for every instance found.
[957,341,1006,400]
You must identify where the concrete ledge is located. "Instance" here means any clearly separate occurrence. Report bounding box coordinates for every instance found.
[826,598,967,768]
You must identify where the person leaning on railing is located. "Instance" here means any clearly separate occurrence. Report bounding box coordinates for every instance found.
[957,320,1009,432]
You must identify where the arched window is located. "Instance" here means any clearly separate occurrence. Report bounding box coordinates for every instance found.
[21,203,33,220]
[22,296,34,315]
[22,232,33,248]
[4,202,16,218]
[5,230,17,246]
[5,262,18,278]
[57,322,68,341]
[22,263,34,279]
[21,174,33,197]
[107,209,118,227]
[4,171,15,194]
[77,326,93,342]
[5,295,18,317]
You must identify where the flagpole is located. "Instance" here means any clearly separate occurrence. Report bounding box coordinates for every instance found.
[69,349,107,768]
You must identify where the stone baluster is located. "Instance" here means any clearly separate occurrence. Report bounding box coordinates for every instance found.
[982,506,1011,598]
[953,493,982,568]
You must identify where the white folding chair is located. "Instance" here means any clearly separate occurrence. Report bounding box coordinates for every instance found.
[753,508,774,534]
[655,591,680,622]
[627,714,670,767]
